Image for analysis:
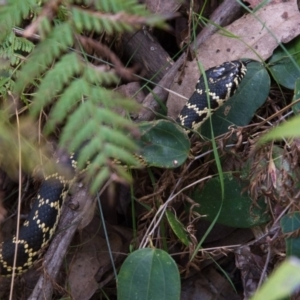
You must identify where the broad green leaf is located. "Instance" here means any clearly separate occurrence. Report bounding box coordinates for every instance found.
[191,174,270,228]
[269,38,300,90]
[292,78,300,115]
[285,236,300,259]
[117,248,180,300]
[165,210,190,246]
[259,115,300,144]
[137,120,190,168]
[252,258,300,300]
[281,212,300,233]
[281,212,300,258]
[201,60,270,138]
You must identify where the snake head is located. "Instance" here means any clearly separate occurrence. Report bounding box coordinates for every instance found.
[177,60,250,132]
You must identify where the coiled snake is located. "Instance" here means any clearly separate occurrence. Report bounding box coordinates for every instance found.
[0,59,250,276]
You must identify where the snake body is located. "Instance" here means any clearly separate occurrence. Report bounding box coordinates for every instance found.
[0,59,249,276]
[0,155,76,276]
[177,60,248,131]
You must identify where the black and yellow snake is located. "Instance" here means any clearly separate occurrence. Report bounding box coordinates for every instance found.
[0,59,250,276]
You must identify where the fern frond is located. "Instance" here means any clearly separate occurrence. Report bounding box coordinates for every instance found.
[0,0,166,192]
[72,7,144,33]
[59,97,139,188]
[83,65,118,85]
[0,32,34,99]
[0,76,14,98]
[65,113,137,154]
[90,167,110,193]
[92,0,146,14]
[92,0,166,27]
[43,78,87,131]
[32,52,124,118]
[98,126,138,150]
[0,32,34,66]
[61,101,137,149]
[9,32,34,53]
[32,52,82,113]
[0,110,54,177]
[103,143,138,164]
[15,23,74,93]
[44,80,137,133]
[0,0,36,40]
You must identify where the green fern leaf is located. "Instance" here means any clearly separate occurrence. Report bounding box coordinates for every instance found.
[67,118,101,152]
[90,167,110,193]
[103,143,138,164]
[59,98,140,181]
[45,82,136,133]
[42,78,92,132]
[83,66,118,85]
[0,32,34,66]
[93,0,146,14]
[0,0,36,40]
[99,126,139,150]
[32,52,82,114]
[61,102,135,147]
[0,110,54,177]
[76,138,106,167]
[0,0,165,193]
[15,23,74,93]
[72,7,132,34]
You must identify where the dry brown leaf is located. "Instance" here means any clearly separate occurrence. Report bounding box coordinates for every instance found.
[167,0,300,119]
[68,218,123,300]
[0,195,6,224]
[235,246,266,299]
[68,237,105,300]
[247,0,264,8]
[115,82,146,104]
[67,219,132,300]
[145,0,181,14]
[247,0,286,9]
[181,267,241,300]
